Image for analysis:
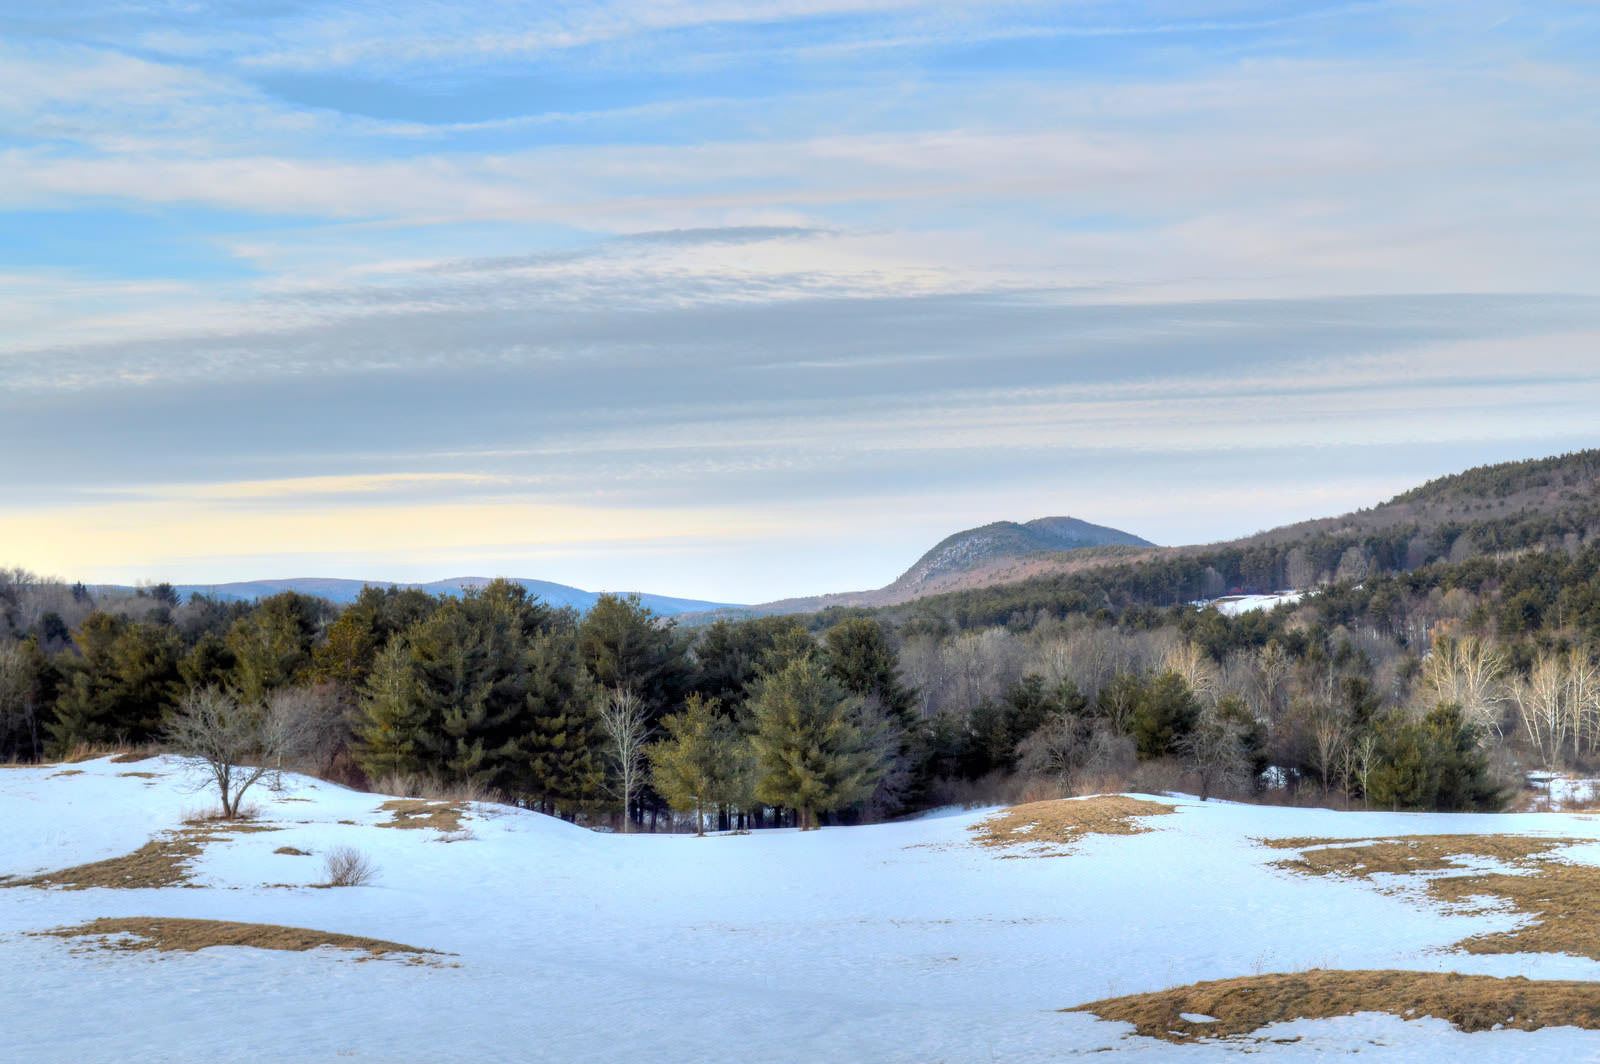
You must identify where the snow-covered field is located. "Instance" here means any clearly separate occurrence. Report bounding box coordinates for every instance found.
[6,757,1600,1062]
[1208,591,1306,616]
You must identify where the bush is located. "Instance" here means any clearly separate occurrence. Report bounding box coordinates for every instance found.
[323,846,379,887]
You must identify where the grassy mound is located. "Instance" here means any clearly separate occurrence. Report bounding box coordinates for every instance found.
[378,799,467,832]
[972,795,1174,856]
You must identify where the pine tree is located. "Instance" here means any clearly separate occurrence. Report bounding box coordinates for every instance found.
[49,613,183,753]
[749,657,884,829]
[649,694,751,834]
[521,626,602,817]
[351,639,430,780]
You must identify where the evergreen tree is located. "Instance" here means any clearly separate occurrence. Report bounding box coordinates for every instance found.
[824,618,916,718]
[1366,703,1504,811]
[351,639,430,780]
[692,616,807,706]
[1130,672,1200,760]
[49,613,183,753]
[180,632,236,691]
[749,657,883,829]
[521,625,602,816]
[823,617,922,816]
[649,694,752,834]
[225,591,326,703]
[310,608,379,691]
[578,593,691,721]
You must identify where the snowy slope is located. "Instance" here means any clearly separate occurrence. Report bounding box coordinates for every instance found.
[5,758,1600,1062]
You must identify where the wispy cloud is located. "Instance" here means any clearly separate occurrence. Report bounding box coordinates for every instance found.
[3,0,1597,598]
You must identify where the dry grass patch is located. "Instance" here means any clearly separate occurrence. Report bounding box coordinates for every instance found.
[49,769,84,778]
[37,917,443,962]
[118,771,160,779]
[109,752,157,764]
[1269,834,1600,959]
[971,796,1174,856]
[377,799,467,833]
[1,831,221,890]
[1069,969,1600,1042]
[1267,834,1578,879]
[274,846,311,856]
[1434,864,1600,959]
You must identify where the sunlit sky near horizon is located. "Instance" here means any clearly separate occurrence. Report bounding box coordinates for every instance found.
[3,1,1599,604]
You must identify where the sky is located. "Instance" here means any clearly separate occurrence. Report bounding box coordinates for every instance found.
[2,1,1598,604]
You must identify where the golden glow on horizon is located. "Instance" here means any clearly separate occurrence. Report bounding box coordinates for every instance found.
[0,497,780,582]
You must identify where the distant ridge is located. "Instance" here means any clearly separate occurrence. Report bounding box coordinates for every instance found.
[892,517,1153,592]
[679,515,1155,622]
[93,576,735,618]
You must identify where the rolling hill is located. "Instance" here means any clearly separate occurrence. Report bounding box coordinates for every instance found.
[685,449,1600,625]
[682,515,1156,621]
[9,757,1600,1061]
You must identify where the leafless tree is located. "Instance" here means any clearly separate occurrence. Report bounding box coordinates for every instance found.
[262,684,349,775]
[597,685,651,833]
[1162,641,1219,707]
[163,686,287,818]
[1516,652,1570,771]
[1568,649,1600,756]
[1017,715,1132,792]
[1179,707,1252,802]
[1422,635,1508,740]
[1308,703,1349,793]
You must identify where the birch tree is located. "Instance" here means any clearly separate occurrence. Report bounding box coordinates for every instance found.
[597,685,651,833]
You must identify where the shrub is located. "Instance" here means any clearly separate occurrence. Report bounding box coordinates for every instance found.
[323,846,379,887]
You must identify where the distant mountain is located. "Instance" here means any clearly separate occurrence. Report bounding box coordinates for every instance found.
[95,577,734,617]
[891,517,1153,593]
[680,515,1155,622]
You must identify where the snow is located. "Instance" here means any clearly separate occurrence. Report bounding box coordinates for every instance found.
[1536,776,1600,812]
[6,758,1600,1061]
[1206,591,1306,616]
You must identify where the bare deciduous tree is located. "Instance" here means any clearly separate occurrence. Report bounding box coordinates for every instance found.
[1516,652,1570,771]
[1568,650,1600,756]
[1422,635,1508,740]
[1162,641,1219,707]
[597,685,650,833]
[1178,707,1252,802]
[262,684,349,775]
[164,686,287,818]
[1308,704,1349,793]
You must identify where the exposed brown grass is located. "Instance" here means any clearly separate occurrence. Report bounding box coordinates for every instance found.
[108,752,157,764]
[274,846,311,856]
[2,831,219,890]
[1266,834,1578,879]
[1434,864,1600,959]
[1069,969,1600,1042]
[378,799,467,832]
[971,796,1174,856]
[3,817,277,890]
[118,771,160,779]
[49,769,84,778]
[1269,834,1600,959]
[36,917,441,961]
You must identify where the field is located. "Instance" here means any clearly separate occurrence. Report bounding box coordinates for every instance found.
[7,758,1600,1061]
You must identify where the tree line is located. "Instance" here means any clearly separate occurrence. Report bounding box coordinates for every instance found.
[13,508,1600,822]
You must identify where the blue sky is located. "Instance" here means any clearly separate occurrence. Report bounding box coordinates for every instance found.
[2,1,1598,602]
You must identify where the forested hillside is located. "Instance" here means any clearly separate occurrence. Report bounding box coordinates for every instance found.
[5,450,1600,824]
